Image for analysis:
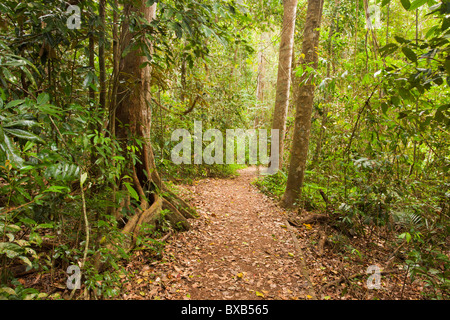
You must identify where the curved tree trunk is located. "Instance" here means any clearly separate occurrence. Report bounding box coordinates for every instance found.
[272,0,298,170]
[281,0,324,208]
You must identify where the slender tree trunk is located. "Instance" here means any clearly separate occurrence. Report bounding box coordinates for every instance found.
[363,0,378,58]
[281,0,324,208]
[109,0,119,136]
[272,0,298,170]
[255,32,267,128]
[180,56,187,102]
[312,0,339,166]
[386,2,390,45]
[98,0,106,110]
[88,33,95,102]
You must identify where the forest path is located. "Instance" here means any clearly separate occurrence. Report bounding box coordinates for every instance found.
[121,166,314,300]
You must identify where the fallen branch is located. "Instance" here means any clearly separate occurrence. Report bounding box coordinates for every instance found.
[3,264,40,277]
[385,242,406,269]
[157,230,173,243]
[318,189,329,205]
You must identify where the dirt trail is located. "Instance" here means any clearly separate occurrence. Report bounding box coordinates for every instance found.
[122,166,313,300]
[120,167,426,300]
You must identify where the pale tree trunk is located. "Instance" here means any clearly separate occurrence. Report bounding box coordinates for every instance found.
[254,32,267,128]
[88,33,95,102]
[281,0,324,208]
[272,0,298,170]
[99,0,106,110]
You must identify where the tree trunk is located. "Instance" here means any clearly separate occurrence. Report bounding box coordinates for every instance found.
[113,1,193,248]
[254,32,267,128]
[88,32,95,102]
[281,0,324,208]
[271,0,298,170]
[98,0,106,111]
[312,0,339,166]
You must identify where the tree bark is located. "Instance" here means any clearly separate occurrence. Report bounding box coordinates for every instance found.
[113,1,193,246]
[254,32,267,128]
[280,0,324,208]
[115,1,160,188]
[98,0,106,111]
[88,32,95,102]
[312,0,339,166]
[271,0,298,170]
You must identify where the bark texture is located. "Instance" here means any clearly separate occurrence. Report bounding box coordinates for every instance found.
[272,0,298,169]
[115,2,159,189]
[254,32,267,128]
[281,0,324,208]
[111,1,194,251]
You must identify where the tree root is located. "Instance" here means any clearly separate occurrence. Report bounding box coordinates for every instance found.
[94,190,192,273]
[287,211,331,256]
[285,219,318,299]
[288,213,328,227]
[162,187,197,219]
[320,269,400,295]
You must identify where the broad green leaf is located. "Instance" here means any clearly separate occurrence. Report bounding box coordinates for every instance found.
[44,185,70,193]
[444,58,450,75]
[442,16,450,31]
[36,223,54,229]
[435,104,450,124]
[19,256,32,268]
[36,93,49,105]
[36,103,63,117]
[402,47,417,63]
[124,183,140,202]
[3,128,44,143]
[0,129,24,167]
[20,217,37,226]
[399,87,412,100]
[2,67,16,84]
[80,172,88,187]
[44,163,80,181]
[2,120,38,128]
[406,233,411,243]
[0,287,16,296]
[401,0,411,10]
[394,36,409,44]
[381,102,389,114]
[380,43,398,57]
[425,25,438,39]
[0,242,23,258]
[409,0,427,11]
[0,223,21,233]
[5,99,24,109]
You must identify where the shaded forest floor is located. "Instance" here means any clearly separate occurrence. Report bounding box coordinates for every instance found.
[119,167,426,300]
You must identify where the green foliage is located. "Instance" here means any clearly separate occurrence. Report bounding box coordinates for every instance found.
[0,0,447,300]
[253,171,287,200]
[403,220,450,299]
[251,0,450,299]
